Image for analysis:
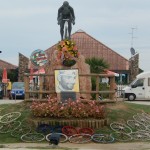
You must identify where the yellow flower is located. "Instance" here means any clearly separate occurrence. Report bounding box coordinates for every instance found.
[66,41,70,45]
[57,40,79,61]
[68,46,73,50]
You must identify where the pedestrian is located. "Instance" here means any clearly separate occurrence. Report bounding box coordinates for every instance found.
[7,79,12,98]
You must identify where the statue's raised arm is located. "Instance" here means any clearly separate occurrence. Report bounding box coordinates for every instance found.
[57,1,75,40]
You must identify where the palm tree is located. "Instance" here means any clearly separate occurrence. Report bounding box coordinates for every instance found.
[85,57,109,73]
[85,57,109,99]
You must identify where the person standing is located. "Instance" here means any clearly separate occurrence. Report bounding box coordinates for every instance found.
[7,80,12,98]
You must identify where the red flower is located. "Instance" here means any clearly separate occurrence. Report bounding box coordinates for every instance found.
[73,46,77,51]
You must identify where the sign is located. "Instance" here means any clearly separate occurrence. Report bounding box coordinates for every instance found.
[30,49,48,67]
[61,92,76,103]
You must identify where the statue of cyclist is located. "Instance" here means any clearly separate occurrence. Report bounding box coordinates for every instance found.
[57,1,75,40]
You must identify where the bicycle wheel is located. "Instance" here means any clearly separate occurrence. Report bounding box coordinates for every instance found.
[142,112,150,120]
[36,123,53,135]
[127,120,146,131]
[133,114,150,126]
[138,113,150,125]
[0,121,21,133]
[78,128,94,135]
[46,133,68,143]
[91,134,115,143]
[64,23,68,39]
[11,124,31,138]
[110,122,132,133]
[130,131,149,141]
[0,112,21,123]
[112,132,132,142]
[137,130,150,140]
[62,126,78,136]
[21,133,45,142]
[69,134,92,144]
[146,125,150,131]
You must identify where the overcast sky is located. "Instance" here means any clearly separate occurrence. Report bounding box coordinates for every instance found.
[0,0,150,71]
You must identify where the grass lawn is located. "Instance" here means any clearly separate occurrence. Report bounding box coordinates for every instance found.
[96,101,150,134]
[0,102,31,144]
[0,101,150,144]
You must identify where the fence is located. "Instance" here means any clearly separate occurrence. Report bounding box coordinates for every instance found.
[24,73,116,102]
[117,84,127,98]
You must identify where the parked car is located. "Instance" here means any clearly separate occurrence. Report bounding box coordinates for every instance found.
[9,82,25,99]
[0,85,3,99]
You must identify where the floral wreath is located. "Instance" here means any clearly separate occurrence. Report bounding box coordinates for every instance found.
[57,39,79,66]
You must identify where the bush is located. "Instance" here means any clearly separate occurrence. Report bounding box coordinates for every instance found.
[91,78,110,99]
[30,98,106,119]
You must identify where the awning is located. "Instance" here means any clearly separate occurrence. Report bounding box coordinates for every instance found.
[105,70,119,77]
[33,68,45,74]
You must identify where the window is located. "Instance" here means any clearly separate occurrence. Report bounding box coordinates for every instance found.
[134,78,144,87]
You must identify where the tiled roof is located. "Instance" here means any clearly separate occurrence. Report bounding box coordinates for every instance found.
[0,59,18,70]
[45,30,129,71]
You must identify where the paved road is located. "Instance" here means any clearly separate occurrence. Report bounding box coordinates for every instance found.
[125,100,150,105]
[1,142,150,150]
[0,99,23,104]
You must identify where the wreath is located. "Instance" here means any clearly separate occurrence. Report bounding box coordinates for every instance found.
[57,40,79,67]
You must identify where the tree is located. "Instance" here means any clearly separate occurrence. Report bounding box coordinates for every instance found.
[85,57,109,99]
[7,68,18,82]
[85,57,109,73]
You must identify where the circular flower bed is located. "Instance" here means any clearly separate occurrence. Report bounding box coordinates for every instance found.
[57,40,79,67]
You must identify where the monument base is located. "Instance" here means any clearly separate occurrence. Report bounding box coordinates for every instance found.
[57,92,80,102]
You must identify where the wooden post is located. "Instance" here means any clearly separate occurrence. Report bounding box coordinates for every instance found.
[24,74,29,100]
[39,74,43,100]
[96,75,99,100]
[109,76,115,100]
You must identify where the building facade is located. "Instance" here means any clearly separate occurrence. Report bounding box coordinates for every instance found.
[45,30,130,84]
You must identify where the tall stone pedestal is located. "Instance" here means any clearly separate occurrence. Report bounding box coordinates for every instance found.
[44,50,91,101]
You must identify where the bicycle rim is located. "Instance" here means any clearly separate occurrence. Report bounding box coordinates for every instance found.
[46,133,68,143]
[69,134,91,144]
[21,133,45,142]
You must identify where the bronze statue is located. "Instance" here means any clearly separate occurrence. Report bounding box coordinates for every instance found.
[57,1,75,40]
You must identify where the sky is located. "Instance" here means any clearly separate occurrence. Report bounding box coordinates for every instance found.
[0,0,150,71]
